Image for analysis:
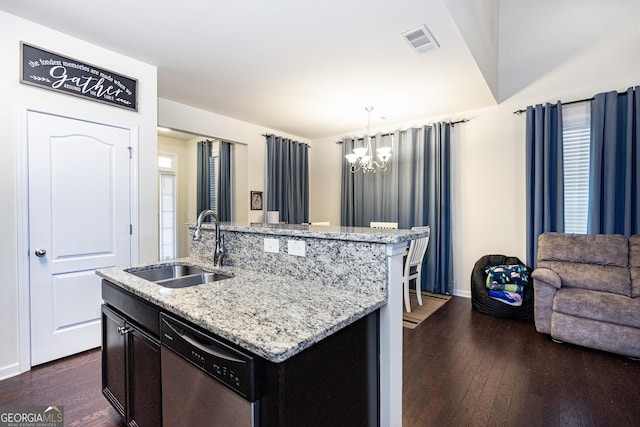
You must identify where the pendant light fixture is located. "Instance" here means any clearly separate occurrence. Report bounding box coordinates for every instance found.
[345,106,392,174]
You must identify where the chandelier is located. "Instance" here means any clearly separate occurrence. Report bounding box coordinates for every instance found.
[345,106,393,173]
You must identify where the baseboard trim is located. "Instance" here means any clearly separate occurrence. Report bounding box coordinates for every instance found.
[453,289,471,298]
[0,362,21,381]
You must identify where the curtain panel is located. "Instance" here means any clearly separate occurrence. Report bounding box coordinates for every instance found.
[218,140,232,222]
[424,123,453,295]
[588,87,640,236]
[265,135,309,224]
[525,102,564,266]
[196,140,212,215]
[340,123,453,294]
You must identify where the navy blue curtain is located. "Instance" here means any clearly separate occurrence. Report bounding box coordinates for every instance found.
[525,102,564,267]
[423,123,453,294]
[218,140,232,222]
[265,135,309,224]
[196,140,212,215]
[340,123,453,294]
[588,87,640,236]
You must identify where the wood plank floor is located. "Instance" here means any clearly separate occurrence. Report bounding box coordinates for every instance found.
[2,296,639,426]
[0,348,122,426]
[403,297,640,427]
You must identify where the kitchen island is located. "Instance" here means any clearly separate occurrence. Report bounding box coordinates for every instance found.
[97,223,426,426]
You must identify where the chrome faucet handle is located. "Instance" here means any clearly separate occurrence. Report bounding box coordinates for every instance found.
[215,235,226,266]
[194,209,225,266]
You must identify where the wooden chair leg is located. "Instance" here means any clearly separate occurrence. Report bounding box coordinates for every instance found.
[404,278,412,312]
[415,271,423,306]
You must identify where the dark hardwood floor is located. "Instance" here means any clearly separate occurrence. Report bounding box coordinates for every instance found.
[1,296,639,426]
[0,348,122,426]
[403,297,640,427]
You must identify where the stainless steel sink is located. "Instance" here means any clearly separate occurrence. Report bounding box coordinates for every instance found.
[125,264,231,288]
[126,264,206,281]
[156,272,232,288]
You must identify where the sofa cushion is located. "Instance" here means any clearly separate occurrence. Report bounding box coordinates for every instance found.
[553,288,640,329]
[630,235,640,297]
[551,311,640,359]
[538,232,629,265]
[538,233,631,297]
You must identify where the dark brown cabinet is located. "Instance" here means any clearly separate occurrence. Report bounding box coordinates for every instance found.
[102,291,161,427]
[127,325,162,426]
[102,305,127,417]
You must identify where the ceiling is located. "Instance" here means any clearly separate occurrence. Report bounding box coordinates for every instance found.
[2,0,639,140]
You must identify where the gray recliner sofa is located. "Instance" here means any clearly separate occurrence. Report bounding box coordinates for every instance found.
[533,232,640,358]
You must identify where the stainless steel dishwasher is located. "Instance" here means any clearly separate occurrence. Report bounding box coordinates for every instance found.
[160,313,262,426]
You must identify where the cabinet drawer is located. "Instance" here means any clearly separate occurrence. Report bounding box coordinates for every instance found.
[102,280,160,337]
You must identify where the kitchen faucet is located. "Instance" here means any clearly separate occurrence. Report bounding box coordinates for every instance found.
[193,209,226,267]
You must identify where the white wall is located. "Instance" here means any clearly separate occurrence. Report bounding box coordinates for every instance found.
[158,98,308,224]
[0,10,157,378]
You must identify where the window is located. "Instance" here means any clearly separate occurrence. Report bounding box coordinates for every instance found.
[158,153,177,259]
[158,155,173,169]
[159,172,176,259]
[562,103,591,234]
[209,153,219,214]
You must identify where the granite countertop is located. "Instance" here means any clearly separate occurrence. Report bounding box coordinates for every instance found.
[192,223,428,244]
[97,257,386,363]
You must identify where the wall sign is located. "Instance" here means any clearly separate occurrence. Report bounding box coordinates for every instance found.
[20,42,138,111]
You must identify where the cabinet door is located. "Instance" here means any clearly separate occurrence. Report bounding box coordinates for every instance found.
[128,326,162,427]
[102,305,127,418]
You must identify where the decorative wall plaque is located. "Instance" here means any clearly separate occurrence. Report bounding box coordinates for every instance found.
[20,42,138,111]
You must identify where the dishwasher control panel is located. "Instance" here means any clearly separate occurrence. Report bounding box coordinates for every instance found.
[160,313,261,401]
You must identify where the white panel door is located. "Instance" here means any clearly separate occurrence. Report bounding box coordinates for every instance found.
[28,111,132,365]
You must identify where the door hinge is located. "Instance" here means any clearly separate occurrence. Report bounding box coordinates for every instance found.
[130,224,133,235]
[127,146,133,159]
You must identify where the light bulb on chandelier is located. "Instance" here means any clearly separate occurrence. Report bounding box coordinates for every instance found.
[345,106,393,174]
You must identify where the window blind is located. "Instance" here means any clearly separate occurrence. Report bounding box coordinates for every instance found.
[209,155,219,214]
[562,103,591,234]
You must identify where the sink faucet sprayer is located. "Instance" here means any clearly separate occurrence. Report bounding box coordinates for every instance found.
[193,209,226,267]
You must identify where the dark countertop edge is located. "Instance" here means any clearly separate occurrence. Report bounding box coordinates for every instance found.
[185,222,428,244]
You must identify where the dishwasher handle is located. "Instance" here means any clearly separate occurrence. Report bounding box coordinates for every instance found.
[159,313,262,402]
[162,316,246,364]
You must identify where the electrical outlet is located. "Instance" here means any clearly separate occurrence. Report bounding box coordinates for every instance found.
[288,240,306,257]
[264,238,279,253]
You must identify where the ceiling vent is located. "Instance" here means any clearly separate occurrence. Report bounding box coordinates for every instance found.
[401,24,440,54]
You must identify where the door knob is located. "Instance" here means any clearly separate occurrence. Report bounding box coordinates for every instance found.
[34,248,47,257]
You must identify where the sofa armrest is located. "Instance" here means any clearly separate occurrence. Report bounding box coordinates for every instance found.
[532,267,561,334]
[532,267,562,289]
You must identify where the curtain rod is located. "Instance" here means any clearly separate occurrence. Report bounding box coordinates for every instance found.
[335,118,469,144]
[512,97,594,115]
[450,118,469,126]
[262,133,310,147]
[513,87,638,115]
